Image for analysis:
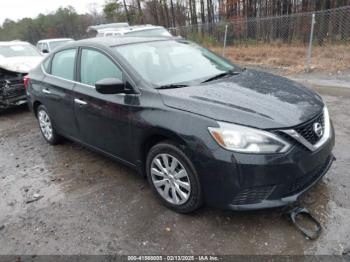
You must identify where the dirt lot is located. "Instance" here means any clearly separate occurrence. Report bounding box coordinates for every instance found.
[0,82,350,255]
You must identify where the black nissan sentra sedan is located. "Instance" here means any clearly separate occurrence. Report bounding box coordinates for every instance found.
[26,37,335,213]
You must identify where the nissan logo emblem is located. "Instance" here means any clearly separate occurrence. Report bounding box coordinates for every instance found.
[313,122,323,137]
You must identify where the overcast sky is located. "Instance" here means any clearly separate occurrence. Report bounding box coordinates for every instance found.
[0,0,104,25]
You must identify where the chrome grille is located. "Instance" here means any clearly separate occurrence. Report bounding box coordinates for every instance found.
[294,112,325,145]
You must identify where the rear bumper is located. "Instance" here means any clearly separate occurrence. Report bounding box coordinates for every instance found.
[190,124,335,210]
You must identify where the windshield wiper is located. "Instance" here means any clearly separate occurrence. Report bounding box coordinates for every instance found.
[201,70,241,83]
[155,84,188,90]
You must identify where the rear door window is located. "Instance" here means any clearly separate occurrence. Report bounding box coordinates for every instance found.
[51,49,76,81]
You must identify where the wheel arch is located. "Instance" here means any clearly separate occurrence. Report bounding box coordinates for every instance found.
[138,128,189,176]
[33,100,43,117]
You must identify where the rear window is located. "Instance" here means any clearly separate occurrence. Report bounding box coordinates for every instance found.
[51,49,76,81]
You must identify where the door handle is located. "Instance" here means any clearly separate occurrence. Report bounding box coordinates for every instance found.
[42,88,51,94]
[74,98,87,105]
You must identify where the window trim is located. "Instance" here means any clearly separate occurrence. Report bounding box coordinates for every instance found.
[41,45,139,94]
[42,56,51,73]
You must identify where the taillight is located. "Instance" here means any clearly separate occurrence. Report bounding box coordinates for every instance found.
[23,75,30,89]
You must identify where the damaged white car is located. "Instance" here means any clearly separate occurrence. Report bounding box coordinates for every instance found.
[0,41,42,109]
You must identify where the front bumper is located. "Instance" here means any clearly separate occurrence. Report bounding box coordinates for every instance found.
[0,94,27,107]
[228,153,334,210]
[191,124,335,210]
[0,78,27,108]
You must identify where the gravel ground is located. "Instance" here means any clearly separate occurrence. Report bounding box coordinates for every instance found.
[0,83,349,255]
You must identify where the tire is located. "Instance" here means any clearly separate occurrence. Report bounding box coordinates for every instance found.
[36,105,61,145]
[146,140,203,213]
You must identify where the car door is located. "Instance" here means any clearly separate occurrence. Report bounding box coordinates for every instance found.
[73,47,134,162]
[41,48,79,138]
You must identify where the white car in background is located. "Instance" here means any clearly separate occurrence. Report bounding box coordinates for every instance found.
[98,25,172,37]
[0,41,43,108]
[88,23,172,38]
[36,38,74,54]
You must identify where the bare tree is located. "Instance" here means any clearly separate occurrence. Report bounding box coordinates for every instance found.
[189,0,198,25]
[135,0,144,23]
[170,0,176,27]
[122,0,131,23]
[200,0,206,24]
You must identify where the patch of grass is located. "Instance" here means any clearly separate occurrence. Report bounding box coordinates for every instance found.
[210,44,350,74]
[187,33,219,46]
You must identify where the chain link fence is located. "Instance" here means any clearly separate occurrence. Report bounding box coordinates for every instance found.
[169,6,350,73]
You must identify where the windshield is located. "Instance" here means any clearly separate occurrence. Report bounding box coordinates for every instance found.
[49,40,72,51]
[114,40,238,86]
[0,44,41,58]
[125,28,172,37]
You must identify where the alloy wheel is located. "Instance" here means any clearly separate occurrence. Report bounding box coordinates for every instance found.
[150,153,191,205]
[38,110,53,141]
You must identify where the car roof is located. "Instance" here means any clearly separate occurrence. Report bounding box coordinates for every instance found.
[64,36,178,49]
[0,40,31,46]
[37,38,74,43]
[100,25,165,34]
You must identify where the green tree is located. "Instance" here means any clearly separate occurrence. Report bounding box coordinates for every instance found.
[103,1,120,22]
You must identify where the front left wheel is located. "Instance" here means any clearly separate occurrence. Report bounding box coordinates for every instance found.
[146,141,203,213]
[36,105,61,145]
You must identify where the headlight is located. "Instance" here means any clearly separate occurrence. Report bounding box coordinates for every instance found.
[322,105,331,139]
[208,122,291,153]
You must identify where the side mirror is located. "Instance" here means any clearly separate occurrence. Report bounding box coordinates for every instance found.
[95,78,127,94]
[42,49,49,54]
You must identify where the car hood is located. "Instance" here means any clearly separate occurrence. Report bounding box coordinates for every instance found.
[159,70,324,129]
[0,56,43,73]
